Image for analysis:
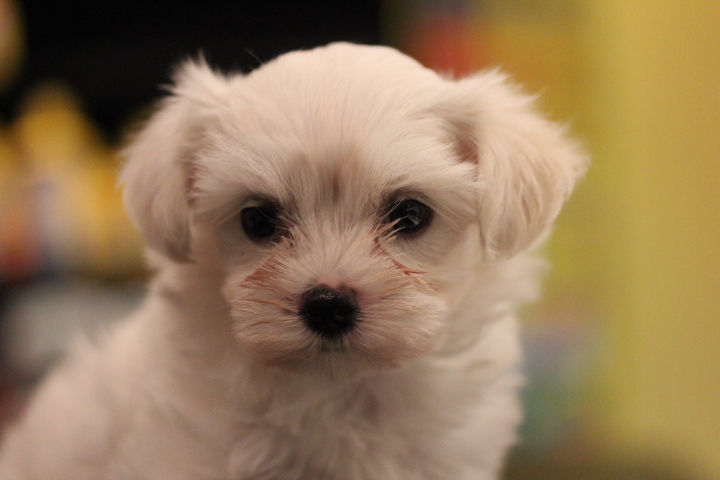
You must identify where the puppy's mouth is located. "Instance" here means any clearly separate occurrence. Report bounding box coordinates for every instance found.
[318,341,348,354]
[313,328,358,354]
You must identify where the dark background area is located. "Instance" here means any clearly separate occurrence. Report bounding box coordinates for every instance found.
[0,0,381,140]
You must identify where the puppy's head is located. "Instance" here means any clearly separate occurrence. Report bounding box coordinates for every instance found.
[121,43,586,380]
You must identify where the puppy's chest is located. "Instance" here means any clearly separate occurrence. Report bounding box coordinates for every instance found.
[224,385,445,480]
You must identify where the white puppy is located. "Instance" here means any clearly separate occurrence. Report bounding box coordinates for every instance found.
[0,43,586,479]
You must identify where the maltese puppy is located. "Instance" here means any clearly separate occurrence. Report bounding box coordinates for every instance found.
[0,43,586,479]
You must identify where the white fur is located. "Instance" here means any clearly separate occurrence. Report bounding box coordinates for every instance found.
[0,43,587,479]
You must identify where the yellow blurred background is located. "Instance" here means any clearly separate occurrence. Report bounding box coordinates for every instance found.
[1,1,718,479]
[390,1,720,478]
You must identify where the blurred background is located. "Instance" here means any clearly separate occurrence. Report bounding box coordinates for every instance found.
[0,1,718,479]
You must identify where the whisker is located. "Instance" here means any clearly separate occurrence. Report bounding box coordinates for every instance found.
[244,297,291,309]
[247,320,279,327]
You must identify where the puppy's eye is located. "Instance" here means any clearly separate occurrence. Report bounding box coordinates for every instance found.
[385,199,432,235]
[241,205,281,242]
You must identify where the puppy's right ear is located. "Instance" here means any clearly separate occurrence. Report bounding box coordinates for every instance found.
[120,60,230,262]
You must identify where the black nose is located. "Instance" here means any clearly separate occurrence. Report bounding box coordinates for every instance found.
[300,285,358,339]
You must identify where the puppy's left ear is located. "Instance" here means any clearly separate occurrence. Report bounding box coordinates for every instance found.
[442,71,588,260]
[120,60,231,261]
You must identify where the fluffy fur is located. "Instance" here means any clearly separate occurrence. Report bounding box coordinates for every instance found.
[0,43,586,479]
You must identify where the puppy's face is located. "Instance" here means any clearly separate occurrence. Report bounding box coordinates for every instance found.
[122,44,586,380]
[201,97,479,379]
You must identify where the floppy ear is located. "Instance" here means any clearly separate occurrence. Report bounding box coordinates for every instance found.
[119,60,231,261]
[443,70,588,260]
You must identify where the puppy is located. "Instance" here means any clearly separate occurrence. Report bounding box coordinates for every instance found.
[0,43,586,479]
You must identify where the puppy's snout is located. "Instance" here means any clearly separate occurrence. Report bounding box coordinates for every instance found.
[300,285,358,339]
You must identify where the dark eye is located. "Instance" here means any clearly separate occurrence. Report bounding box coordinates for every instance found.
[385,199,432,234]
[241,205,280,242]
